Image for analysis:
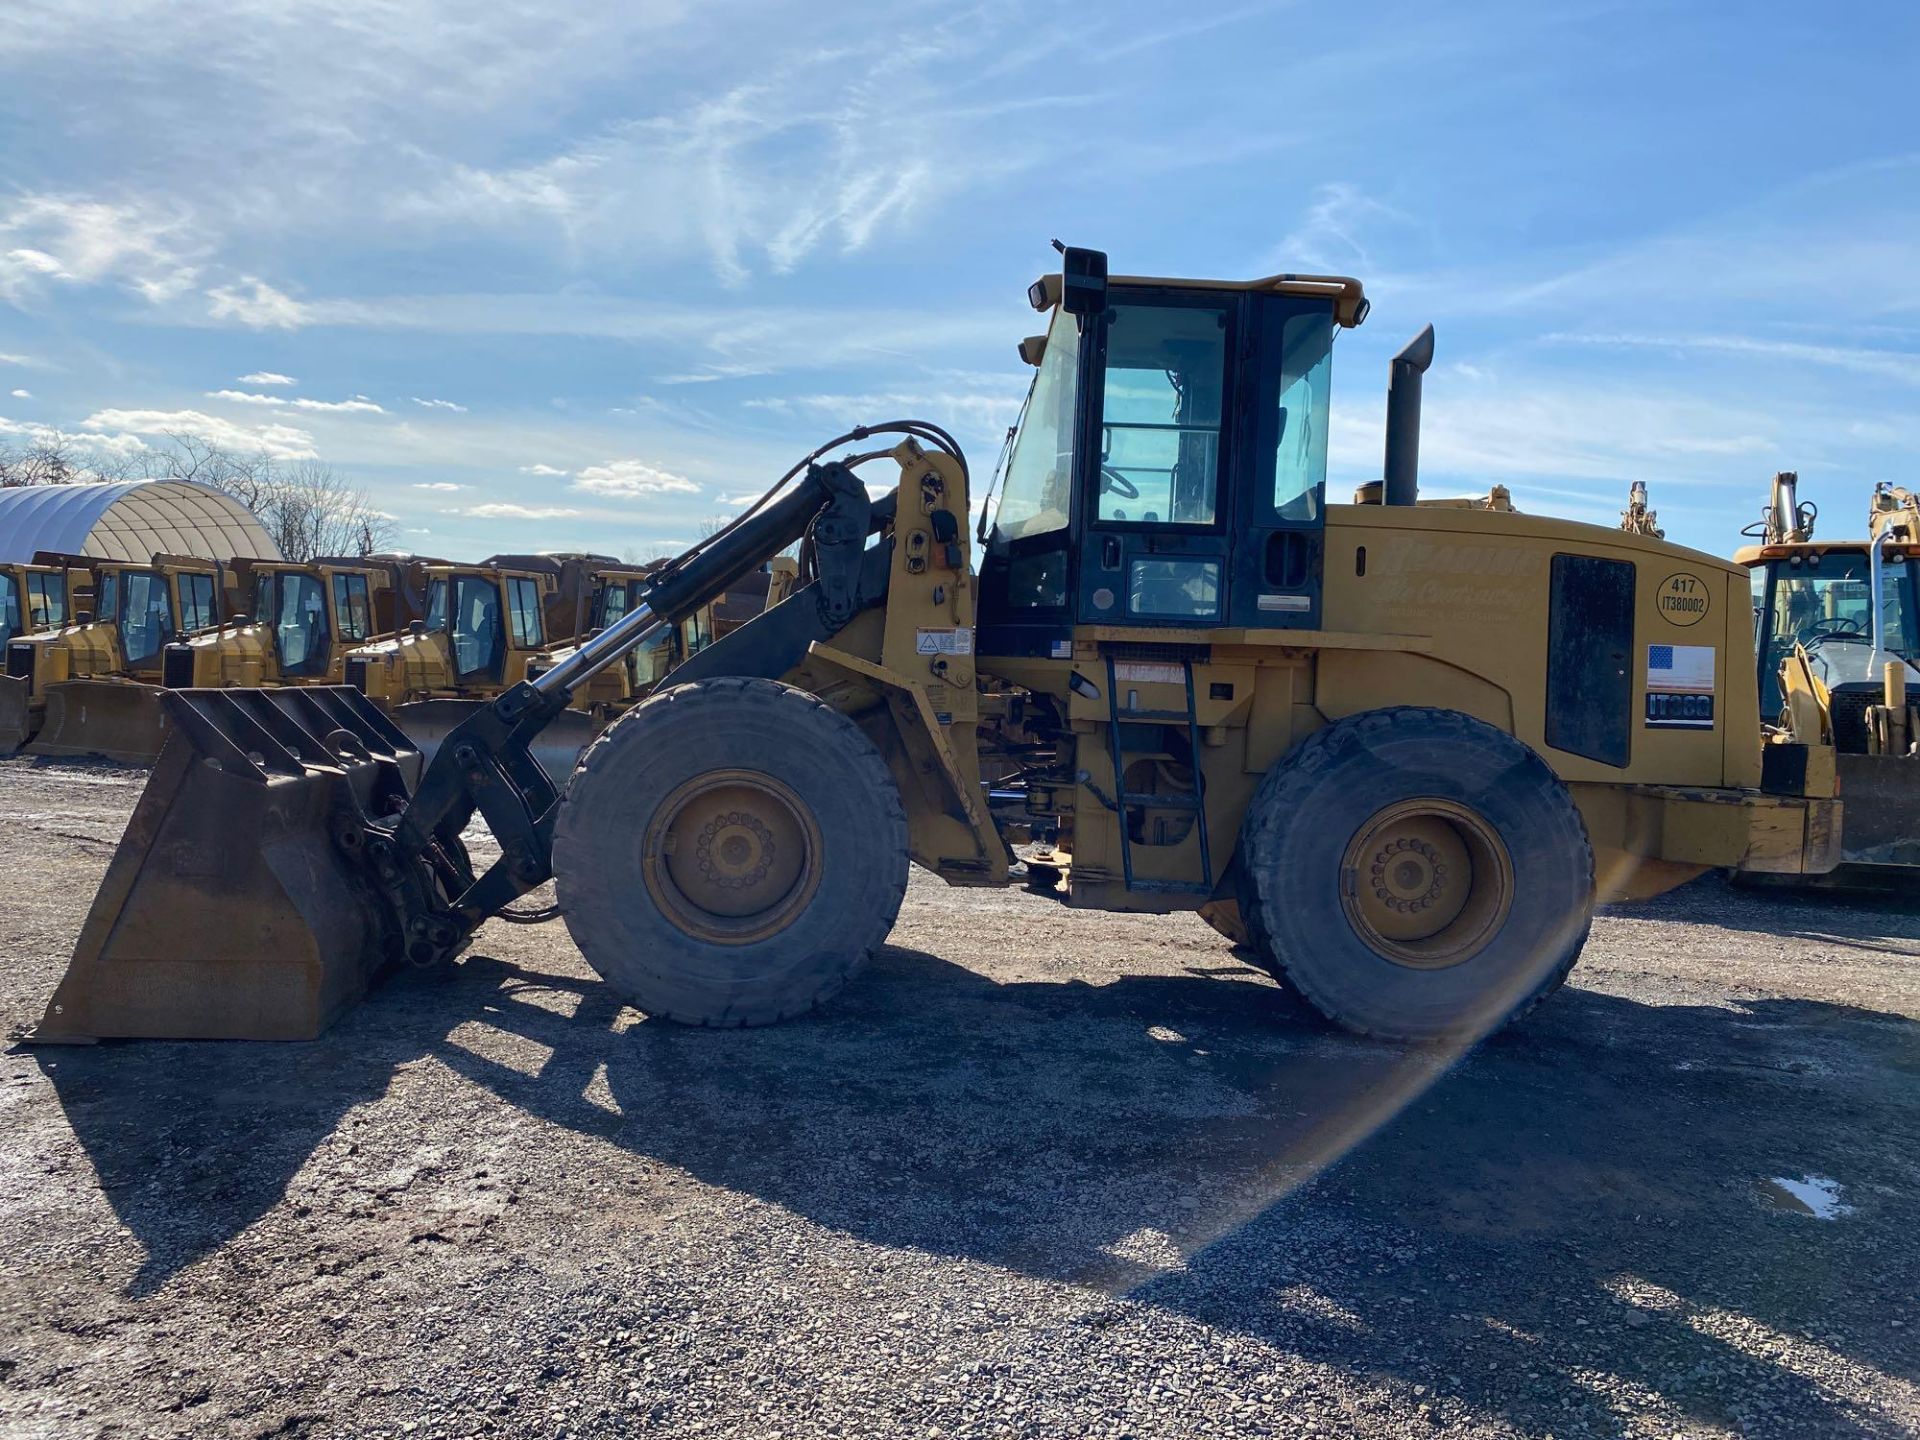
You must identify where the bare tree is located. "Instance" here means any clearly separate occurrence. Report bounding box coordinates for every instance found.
[260,459,397,561]
[0,432,89,487]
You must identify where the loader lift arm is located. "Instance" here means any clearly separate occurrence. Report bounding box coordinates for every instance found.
[360,429,935,969]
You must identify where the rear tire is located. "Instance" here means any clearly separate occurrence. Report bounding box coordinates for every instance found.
[1236,707,1592,1042]
[552,677,909,1026]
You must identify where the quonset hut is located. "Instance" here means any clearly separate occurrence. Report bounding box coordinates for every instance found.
[0,480,281,564]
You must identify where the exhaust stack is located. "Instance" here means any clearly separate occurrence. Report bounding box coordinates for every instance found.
[1382,324,1436,507]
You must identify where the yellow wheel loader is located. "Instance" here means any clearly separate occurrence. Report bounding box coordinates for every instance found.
[38,248,1839,1046]
[1,554,227,763]
[158,557,398,690]
[1740,473,1920,880]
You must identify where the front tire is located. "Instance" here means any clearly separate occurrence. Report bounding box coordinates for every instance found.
[1236,707,1592,1042]
[552,677,909,1026]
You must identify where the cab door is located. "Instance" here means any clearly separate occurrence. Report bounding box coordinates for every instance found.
[1223,294,1335,630]
[1075,289,1236,629]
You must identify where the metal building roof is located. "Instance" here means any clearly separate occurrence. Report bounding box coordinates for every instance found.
[0,480,281,564]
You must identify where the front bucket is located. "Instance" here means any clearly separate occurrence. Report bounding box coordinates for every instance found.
[26,679,169,764]
[32,686,420,1043]
[393,697,601,784]
[0,675,34,755]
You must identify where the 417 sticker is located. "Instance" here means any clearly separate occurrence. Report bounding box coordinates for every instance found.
[1657,572,1710,628]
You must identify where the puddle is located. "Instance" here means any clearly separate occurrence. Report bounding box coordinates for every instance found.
[1757,1174,1853,1219]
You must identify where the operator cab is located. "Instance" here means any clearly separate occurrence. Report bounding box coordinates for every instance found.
[246,565,377,679]
[979,247,1367,654]
[421,569,548,683]
[95,560,220,669]
[1750,543,1920,736]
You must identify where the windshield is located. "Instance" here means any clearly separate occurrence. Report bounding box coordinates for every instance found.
[990,305,1080,543]
[1759,550,1917,712]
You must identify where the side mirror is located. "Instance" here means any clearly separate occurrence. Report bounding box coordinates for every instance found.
[74,611,93,625]
[409,619,427,637]
[1059,245,1108,317]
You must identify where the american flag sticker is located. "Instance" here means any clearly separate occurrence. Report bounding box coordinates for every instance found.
[1646,643,1716,728]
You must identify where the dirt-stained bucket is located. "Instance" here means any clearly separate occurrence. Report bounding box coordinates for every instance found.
[31,686,420,1043]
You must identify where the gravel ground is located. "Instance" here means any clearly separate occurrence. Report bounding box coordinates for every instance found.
[0,755,1916,1439]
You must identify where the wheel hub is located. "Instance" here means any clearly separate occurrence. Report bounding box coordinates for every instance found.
[1340,799,1514,969]
[645,771,823,942]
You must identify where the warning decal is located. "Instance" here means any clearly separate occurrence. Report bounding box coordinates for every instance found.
[915,627,974,656]
[1645,642,1716,728]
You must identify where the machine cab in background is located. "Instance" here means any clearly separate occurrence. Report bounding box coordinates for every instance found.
[978,249,1366,653]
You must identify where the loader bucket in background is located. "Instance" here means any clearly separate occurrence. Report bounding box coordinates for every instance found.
[26,680,169,764]
[1834,752,1920,874]
[32,686,420,1043]
[0,675,32,755]
[393,697,601,785]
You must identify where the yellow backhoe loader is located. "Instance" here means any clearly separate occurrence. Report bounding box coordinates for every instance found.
[1,553,226,763]
[37,247,1838,1046]
[1740,472,1920,880]
[159,557,410,690]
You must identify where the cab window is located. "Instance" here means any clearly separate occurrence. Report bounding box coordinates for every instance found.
[120,570,175,663]
[332,573,372,642]
[507,578,544,648]
[425,578,448,631]
[177,573,218,632]
[682,606,713,656]
[0,576,20,647]
[452,576,502,677]
[597,582,631,629]
[96,571,120,624]
[275,572,330,674]
[26,574,64,629]
[1096,301,1228,526]
[1268,308,1335,522]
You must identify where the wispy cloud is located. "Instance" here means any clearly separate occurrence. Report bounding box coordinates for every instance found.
[570,459,700,497]
[238,370,295,385]
[0,193,203,305]
[465,502,583,520]
[1544,331,1920,388]
[414,481,465,492]
[205,277,309,329]
[412,396,467,412]
[207,389,386,413]
[519,463,569,477]
[80,406,317,460]
[9,389,29,400]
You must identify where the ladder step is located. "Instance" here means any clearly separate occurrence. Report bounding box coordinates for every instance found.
[1113,708,1191,723]
[1118,791,1203,812]
[1120,879,1216,896]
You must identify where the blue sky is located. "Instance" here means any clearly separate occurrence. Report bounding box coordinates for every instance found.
[0,0,1915,559]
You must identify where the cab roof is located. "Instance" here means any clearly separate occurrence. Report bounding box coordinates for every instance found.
[1028,270,1368,328]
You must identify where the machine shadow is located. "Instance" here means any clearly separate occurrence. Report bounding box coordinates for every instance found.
[436,942,1919,1438]
[40,934,1920,1435]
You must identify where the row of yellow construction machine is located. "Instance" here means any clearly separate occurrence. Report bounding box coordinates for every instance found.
[33,245,1851,1049]
[0,548,774,774]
